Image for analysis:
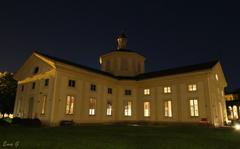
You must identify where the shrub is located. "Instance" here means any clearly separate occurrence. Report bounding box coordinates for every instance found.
[60,120,74,126]
[0,119,10,126]
[11,118,41,126]
[21,118,42,126]
[12,117,22,125]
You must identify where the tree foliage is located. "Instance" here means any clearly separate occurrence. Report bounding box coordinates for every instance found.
[0,72,17,116]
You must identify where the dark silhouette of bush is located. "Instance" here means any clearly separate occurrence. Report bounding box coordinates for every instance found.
[60,120,74,126]
[0,119,10,126]
[11,118,41,126]
[12,117,22,125]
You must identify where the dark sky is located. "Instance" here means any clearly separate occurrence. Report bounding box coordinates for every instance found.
[1,1,240,91]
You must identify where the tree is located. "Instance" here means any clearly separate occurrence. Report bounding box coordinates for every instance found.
[0,72,17,118]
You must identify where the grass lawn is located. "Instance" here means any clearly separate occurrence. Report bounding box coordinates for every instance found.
[0,124,240,149]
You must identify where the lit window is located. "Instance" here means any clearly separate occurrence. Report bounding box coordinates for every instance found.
[106,101,112,116]
[124,101,132,116]
[68,80,76,87]
[144,102,150,117]
[65,96,75,115]
[90,84,96,91]
[125,90,132,95]
[108,88,112,94]
[41,95,47,115]
[99,57,102,64]
[215,74,219,81]
[190,99,199,117]
[233,105,239,119]
[164,87,171,93]
[164,100,172,117]
[45,79,49,86]
[228,106,233,119]
[32,82,36,89]
[89,98,96,116]
[144,89,150,95]
[188,84,197,92]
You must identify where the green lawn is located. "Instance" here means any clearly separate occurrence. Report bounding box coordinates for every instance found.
[0,124,240,149]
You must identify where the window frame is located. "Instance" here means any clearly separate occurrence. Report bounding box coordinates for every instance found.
[68,80,76,88]
[107,88,112,94]
[90,84,96,92]
[125,89,132,96]
[89,97,96,116]
[164,100,173,118]
[144,101,150,117]
[124,101,132,117]
[65,95,75,115]
[189,99,199,117]
[188,84,197,92]
[144,89,150,95]
[163,86,171,94]
[44,79,49,87]
[106,100,112,116]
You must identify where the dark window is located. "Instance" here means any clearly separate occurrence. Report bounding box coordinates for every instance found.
[68,80,76,87]
[32,82,36,89]
[91,84,96,91]
[125,90,132,95]
[108,88,112,94]
[33,67,39,74]
[45,79,49,86]
[21,85,24,91]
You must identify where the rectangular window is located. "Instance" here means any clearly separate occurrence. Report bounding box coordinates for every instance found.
[108,88,112,94]
[164,87,171,93]
[125,90,132,95]
[89,98,96,116]
[188,84,197,92]
[68,80,76,87]
[32,82,36,89]
[21,85,24,92]
[45,79,49,86]
[65,96,75,115]
[144,102,150,117]
[90,84,96,91]
[190,99,199,117]
[124,101,132,116]
[144,89,150,95]
[41,95,47,115]
[164,100,172,117]
[106,101,112,116]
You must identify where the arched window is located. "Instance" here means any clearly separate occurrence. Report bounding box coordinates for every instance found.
[233,105,239,119]
[33,67,39,74]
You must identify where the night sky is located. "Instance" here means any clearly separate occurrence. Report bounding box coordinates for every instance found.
[1,1,240,91]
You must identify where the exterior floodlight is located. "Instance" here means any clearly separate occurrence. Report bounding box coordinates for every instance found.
[234,123,240,130]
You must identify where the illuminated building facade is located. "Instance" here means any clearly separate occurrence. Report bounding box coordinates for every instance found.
[225,90,240,120]
[13,34,228,126]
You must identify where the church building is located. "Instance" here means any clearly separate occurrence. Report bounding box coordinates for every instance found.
[13,34,228,126]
